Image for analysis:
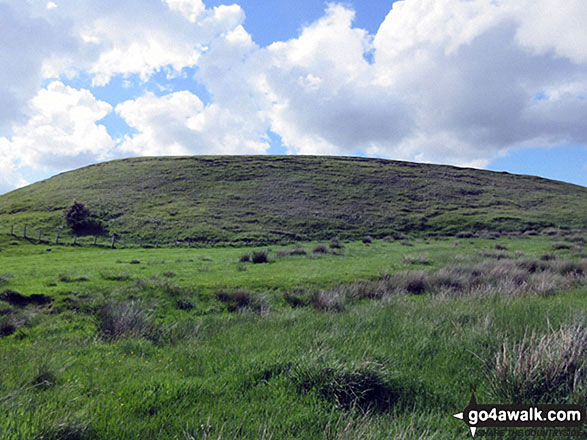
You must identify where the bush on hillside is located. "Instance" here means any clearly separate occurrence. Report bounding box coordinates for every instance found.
[64,201,106,236]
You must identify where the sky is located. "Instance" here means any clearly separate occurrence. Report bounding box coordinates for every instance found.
[1,0,586,195]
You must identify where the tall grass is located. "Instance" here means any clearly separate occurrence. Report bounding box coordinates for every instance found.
[490,323,587,404]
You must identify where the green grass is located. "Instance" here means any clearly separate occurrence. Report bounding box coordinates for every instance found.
[0,156,585,245]
[1,233,585,439]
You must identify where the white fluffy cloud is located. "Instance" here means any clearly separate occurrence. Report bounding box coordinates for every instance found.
[1,0,587,194]
[0,2,77,131]
[3,81,114,171]
[116,91,268,156]
[255,0,587,165]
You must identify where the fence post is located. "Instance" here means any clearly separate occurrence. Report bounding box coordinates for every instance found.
[73,235,77,245]
[94,235,98,245]
[38,230,42,242]
[111,235,116,249]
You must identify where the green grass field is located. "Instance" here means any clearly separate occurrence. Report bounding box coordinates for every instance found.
[1,231,585,439]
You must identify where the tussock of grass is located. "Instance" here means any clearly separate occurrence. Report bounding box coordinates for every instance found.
[216,289,270,314]
[479,249,511,259]
[176,299,193,310]
[316,258,586,303]
[290,359,415,413]
[34,419,96,440]
[311,289,345,312]
[276,244,307,257]
[32,364,57,390]
[402,254,431,265]
[0,314,21,337]
[134,276,187,297]
[283,290,311,308]
[100,272,133,281]
[97,302,155,341]
[0,273,13,286]
[329,236,343,249]
[58,273,90,283]
[251,250,269,264]
[490,323,587,404]
[312,244,328,254]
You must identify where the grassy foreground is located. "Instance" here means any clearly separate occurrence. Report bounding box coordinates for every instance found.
[0,232,586,439]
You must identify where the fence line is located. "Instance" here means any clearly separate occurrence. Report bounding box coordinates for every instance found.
[0,223,195,249]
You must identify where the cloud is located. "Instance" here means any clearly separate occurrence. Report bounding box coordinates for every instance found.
[3,81,114,173]
[1,0,587,195]
[0,138,28,194]
[116,91,269,156]
[40,0,245,86]
[0,2,78,131]
[252,0,587,165]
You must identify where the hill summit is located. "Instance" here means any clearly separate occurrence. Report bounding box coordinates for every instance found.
[0,156,585,245]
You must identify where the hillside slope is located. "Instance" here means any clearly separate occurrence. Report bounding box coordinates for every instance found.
[0,156,585,244]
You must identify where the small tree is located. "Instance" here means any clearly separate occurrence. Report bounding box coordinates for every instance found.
[64,202,90,230]
[64,202,105,236]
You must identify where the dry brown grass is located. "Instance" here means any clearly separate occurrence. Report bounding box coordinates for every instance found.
[491,323,587,404]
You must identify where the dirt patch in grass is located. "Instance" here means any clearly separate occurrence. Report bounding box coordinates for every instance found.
[0,290,52,307]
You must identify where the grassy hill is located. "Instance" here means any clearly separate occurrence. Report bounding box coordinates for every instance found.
[0,155,585,244]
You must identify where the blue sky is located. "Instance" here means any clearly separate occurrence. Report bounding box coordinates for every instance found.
[1,0,586,193]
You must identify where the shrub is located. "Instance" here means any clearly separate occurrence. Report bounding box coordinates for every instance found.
[362,235,373,244]
[64,201,105,236]
[239,253,251,262]
[490,323,587,404]
[251,250,269,264]
[456,231,474,239]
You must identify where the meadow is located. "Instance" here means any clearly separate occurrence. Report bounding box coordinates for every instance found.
[0,231,585,439]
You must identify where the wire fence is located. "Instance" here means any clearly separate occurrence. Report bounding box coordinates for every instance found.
[1,223,202,249]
